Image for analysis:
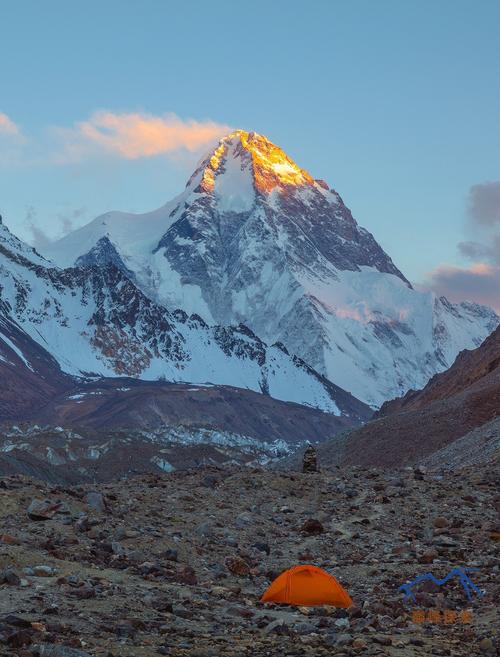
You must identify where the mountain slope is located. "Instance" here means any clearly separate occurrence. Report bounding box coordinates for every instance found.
[0,310,70,420]
[45,131,499,406]
[0,377,367,482]
[0,217,368,418]
[32,378,369,436]
[313,326,500,468]
[378,323,500,414]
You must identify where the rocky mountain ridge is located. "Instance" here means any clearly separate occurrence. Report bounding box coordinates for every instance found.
[1,218,365,417]
[306,326,500,469]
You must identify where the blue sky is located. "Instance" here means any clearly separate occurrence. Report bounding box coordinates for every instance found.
[1,0,499,308]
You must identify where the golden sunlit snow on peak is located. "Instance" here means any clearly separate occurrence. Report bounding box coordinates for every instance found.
[199,130,315,194]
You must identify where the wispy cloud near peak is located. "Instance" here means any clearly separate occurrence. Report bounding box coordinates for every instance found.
[422,263,500,312]
[0,112,23,138]
[421,179,500,313]
[53,111,232,162]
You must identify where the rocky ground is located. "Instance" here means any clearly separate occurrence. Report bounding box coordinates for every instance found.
[0,463,498,657]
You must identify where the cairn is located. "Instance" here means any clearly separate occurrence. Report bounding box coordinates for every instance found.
[302,444,318,473]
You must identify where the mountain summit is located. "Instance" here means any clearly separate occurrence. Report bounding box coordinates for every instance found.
[44,131,498,406]
[193,130,316,195]
[177,130,410,281]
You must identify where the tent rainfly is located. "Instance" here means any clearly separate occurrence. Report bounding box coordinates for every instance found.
[261,565,353,607]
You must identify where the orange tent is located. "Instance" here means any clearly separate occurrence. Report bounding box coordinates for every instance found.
[261,565,352,607]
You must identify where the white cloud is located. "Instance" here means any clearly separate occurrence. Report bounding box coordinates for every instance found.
[421,180,500,313]
[0,112,22,137]
[423,263,500,312]
[52,111,232,163]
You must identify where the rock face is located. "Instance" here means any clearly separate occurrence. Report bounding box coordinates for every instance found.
[0,219,368,417]
[312,326,500,468]
[45,130,498,406]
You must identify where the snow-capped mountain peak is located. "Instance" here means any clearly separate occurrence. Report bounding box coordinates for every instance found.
[188,130,315,198]
[0,215,51,268]
[42,131,499,406]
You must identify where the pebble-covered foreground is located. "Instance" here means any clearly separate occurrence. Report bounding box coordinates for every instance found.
[0,464,498,657]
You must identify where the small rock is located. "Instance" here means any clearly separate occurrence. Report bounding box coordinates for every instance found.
[5,628,34,648]
[264,619,290,635]
[0,534,21,545]
[74,515,92,533]
[27,499,61,521]
[328,633,352,646]
[196,521,214,538]
[234,513,252,529]
[200,474,219,489]
[414,466,427,480]
[32,645,92,657]
[84,491,107,513]
[433,517,450,529]
[225,557,250,576]
[162,548,178,562]
[70,584,96,599]
[32,566,56,577]
[345,489,358,499]
[111,541,127,556]
[144,594,173,613]
[114,527,138,540]
[479,638,494,654]
[1,569,21,586]
[3,615,32,627]
[175,566,197,585]
[419,547,439,564]
[300,519,324,535]
[334,617,350,629]
[294,621,317,635]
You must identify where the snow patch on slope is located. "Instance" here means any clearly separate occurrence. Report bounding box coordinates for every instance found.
[214,142,255,213]
[0,334,34,371]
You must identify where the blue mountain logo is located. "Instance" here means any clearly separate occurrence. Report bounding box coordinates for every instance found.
[399,567,484,603]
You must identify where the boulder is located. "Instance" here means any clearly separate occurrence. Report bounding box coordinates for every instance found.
[27,499,61,521]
